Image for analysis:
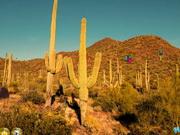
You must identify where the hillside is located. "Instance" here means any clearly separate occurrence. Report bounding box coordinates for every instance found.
[0,35,179,85]
[0,35,180,134]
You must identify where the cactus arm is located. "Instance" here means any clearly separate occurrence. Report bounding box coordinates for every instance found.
[87,52,102,88]
[113,81,118,88]
[55,54,63,73]
[66,57,79,88]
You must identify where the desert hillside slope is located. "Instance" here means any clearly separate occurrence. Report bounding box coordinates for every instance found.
[0,35,179,83]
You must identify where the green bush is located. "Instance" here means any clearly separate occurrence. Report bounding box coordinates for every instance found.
[28,79,46,93]
[21,90,45,105]
[0,105,72,135]
[93,82,140,112]
[9,81,19,93]
[135,94,174,134]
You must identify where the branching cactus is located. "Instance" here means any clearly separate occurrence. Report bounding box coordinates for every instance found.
[104,59,118,89]
[45,0,63,107]
[64,17,102,125]
[2,53,8,87]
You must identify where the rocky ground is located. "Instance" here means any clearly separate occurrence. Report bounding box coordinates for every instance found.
[0,94,130,135]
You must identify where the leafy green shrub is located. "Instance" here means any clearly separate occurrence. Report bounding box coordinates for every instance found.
[21,90,45,105]
[93,82,140,112]
[136,94,174,133]
[0,104,71,135]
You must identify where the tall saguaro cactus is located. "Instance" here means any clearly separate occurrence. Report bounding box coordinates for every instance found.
[7,53,12,87]
[2,54,8,87]
[176,64,179,82]
[45,0,63,107]
[2,53,12,87]
[65,17,102,125]
[116,58,123,88]
[136,68,143,88]
[145,60,150,91]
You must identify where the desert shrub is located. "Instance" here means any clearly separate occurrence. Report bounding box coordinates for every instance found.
[89,87,99,99]
[0,104,71,135]
[28,79,46,93]
[8,81,19,93]
[21,90,45,105]
[93,82,140,113]
[135,94,174,133]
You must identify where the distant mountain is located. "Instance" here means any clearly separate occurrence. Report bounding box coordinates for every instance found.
[0,35,179,85]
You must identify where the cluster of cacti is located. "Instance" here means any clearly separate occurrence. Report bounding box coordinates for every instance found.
[44,0,63,107]
[103,58,123,89]
[103,60,118,89]
[64,17,102,125]
[136,68,143,88]
[145,60,150,91]
[2,53,13,87]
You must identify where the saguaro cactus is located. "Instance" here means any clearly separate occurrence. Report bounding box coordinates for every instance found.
[2,54,8,87]
[103,60,118,89]
[7,53,12,87]
[176,64,179,81]
[136,68,142,88]
[65,17,102,125]
[45,0,63,107]
[38,70,43,79]
[24,72,29,91]
[145,60,150,91]
[116,58,123,88]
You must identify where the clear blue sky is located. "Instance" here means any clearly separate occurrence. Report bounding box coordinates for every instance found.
[0,0,179,60]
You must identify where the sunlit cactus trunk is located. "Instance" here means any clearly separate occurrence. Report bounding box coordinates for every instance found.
[65,17,102,125]
[7,53,12,87]
[136,68,142,88]
[24,72,29,91]
[2,54,8,87]
[116,58,123,88]
[176,64,179,82]
[103,70,107,84]
[145,60,150,91]
[45,0,63,107]
[38,70,43,79]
